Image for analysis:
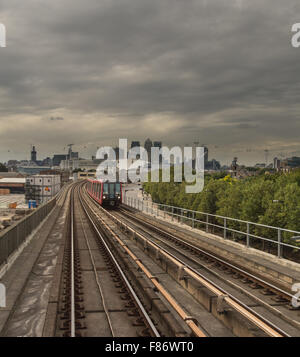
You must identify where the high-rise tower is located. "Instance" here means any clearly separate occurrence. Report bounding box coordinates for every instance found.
[31,145,37,162]
[144,138,152,161]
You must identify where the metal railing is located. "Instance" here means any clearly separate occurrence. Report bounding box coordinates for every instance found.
[124,196,300,262]
[0,197,56,268]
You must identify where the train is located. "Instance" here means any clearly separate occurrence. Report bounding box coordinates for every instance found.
[86,179,122,208]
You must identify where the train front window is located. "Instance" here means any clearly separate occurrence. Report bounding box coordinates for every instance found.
[109,183,115,196]
[115,184,121,195]
[103,184,109,195]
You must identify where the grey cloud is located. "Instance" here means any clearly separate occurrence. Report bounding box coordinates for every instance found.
[0,0,300,164]
[49,116,64,121]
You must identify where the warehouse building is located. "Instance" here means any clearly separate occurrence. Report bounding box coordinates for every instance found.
[17,166,51,175]
[25,175,61,204]
[0,178,26,194]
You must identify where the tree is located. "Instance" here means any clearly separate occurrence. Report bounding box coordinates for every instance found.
[240,177,275,223]
[258,181,300,243]
[142,168,300,247]
[0,163,8,172]
[216,181,244,233]
[283,183,300,233]
[196,179,226,214]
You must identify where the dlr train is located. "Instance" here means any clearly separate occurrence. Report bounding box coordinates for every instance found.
[87,179,122,208]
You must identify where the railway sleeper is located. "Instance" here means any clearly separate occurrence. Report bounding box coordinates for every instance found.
[118,287,127,294]
[249,283,263,289]
[232,273,241,279]
[271,295,289,303]
[127,308,140,317]
[124,300,136,309]
[75,311,86,319]
[75,295,84,302]
[132,317,146,327]
[260,288,275,296]
[120,293,131,301]
[126,226,269,337]
[137,328,152,337]
[97,228,189,337]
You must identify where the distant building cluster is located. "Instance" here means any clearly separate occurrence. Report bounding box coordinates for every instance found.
[3,141,225,181]
[202,145,221,171]
[128,140,221,171]
[273,156,300,172]
[6,145,78,175]
[251,156,300,172]
[5,142,300,188]
[6,145,82,175]
[129,139,162,162]
[228,154,300,179]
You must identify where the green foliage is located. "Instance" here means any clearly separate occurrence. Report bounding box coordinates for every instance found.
[143,169,300,245]
[0,163,8,172]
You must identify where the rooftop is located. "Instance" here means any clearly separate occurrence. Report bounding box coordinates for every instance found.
[0,172,25,178]
[0,178,26,183]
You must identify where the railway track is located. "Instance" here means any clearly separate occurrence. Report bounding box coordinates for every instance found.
[79,185,213,337]
[117,207,295,302]
[4,180,296,337]
[57,183,165,337]
[117,208,298,301]
[113,206,300,336]
[81,184,300,337]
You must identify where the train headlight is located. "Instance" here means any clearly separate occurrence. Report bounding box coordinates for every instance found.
[117,195,121,199]
[103,195,107,199]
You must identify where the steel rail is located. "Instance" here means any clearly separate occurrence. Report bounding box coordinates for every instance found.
[114,209,300,331]
[85,190,289,337]
[78,186,161,337]
[119,207,294,301]
[70,187,76,337]
[74,185,116,336]
[119,212,290,337]
[81,187,206,337]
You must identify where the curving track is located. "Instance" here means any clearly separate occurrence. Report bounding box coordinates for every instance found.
[56,182,161,337]
[111,205,300,337]
[80,183,300,337]
[2,181,298,337]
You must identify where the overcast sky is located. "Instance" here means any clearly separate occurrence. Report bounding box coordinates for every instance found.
[0,0,299,165]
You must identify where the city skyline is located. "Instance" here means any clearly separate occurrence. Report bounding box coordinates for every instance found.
[0,1,300,165]
[3,140,299,170]
[0,1,300,342]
